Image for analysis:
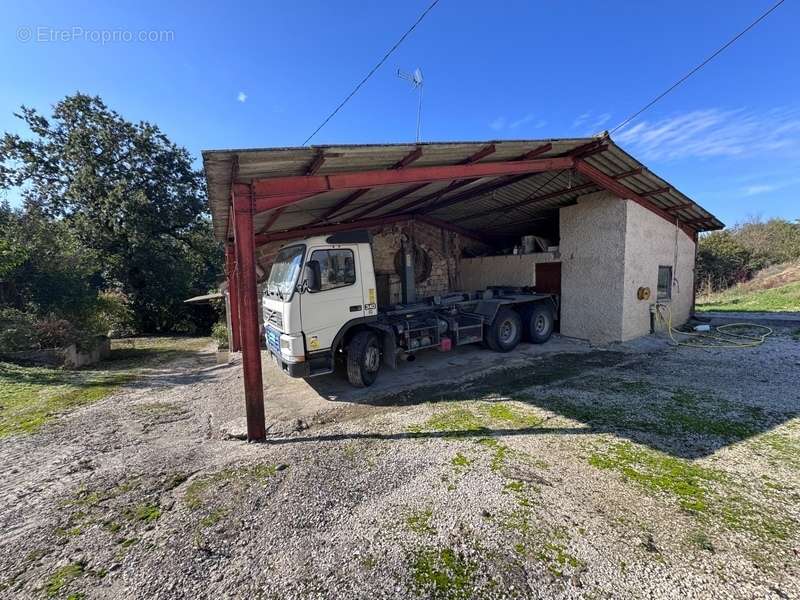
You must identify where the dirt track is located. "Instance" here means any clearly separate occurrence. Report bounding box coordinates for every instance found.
[1,331,798,599]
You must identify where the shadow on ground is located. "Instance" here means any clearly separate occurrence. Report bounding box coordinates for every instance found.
[295,345,799,460]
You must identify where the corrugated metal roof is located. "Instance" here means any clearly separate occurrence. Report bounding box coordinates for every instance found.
[202,137,724,242]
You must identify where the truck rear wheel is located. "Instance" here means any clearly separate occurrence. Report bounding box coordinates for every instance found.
[485,307,522,352]
[346,330,381,387]
[522,303,554,344]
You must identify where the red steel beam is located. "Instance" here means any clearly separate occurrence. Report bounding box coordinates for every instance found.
[518,143,552,160]
[345,182,431,221]
[391,179,479,214]
[664,202,694,213]
[462,143,496,164]
[250,155,575,204]
[451,168,643,224]
[640,186,671,197]
[258,206,285,234]
[224,244,241,352]
[574,160,696,238]
[415,215,490,244]
[256,214,413,246]
[392,147,423,169]
[310,147,423,225]
[417,142,608,216]
[311,188,370,225]
[231,183,266,442]
[306,151,325,175]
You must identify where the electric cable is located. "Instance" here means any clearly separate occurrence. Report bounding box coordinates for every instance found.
[610,0,787,135]
[302,0,442,145]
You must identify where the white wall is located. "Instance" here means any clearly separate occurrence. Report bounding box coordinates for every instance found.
[558,191,696,343]
[559,192,628,342]
[622,201,695,341]
[459,253,558,291]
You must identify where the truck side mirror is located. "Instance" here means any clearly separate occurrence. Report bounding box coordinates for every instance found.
[304,260,321,293]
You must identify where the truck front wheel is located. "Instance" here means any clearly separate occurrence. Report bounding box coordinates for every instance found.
[346,330,381,387]
[485,308,522,352]
[522,304,554,344]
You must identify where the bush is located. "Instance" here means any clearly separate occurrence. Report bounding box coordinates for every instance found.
[211,321,229,350]
[696,218,800,293]
[0,308,38,351]
[33,317,79,349]
[94,290,136,338]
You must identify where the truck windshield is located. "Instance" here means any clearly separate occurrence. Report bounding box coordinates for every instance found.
[265,244,305,300]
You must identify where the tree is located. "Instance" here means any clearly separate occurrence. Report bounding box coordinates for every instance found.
[0,93,222,332]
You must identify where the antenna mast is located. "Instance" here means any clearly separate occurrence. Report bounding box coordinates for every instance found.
[397,68,424,142]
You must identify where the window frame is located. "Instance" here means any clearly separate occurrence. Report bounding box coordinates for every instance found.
[657,265,673,301]
[308,248,357,293]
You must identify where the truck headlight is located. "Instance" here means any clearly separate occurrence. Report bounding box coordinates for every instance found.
[279,334,305,362]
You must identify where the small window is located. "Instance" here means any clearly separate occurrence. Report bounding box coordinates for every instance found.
[310,249,356,291]
[657,265,672,300]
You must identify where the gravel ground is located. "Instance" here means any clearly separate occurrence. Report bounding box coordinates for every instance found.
[1,329,798,599]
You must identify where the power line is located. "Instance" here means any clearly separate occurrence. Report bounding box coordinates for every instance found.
[610,0,787,135]
[302,0,442,146]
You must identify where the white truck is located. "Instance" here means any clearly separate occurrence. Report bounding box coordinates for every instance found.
[262,231,558,387]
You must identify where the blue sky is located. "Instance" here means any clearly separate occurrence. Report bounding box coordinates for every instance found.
[1,0,798,227]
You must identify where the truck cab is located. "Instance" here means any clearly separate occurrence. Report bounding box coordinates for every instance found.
[262,231,379,379]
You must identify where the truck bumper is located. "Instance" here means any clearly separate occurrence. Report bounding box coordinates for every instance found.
[272,353,310,378]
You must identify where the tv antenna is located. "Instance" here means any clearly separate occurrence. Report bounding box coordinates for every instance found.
[397,67,424,142]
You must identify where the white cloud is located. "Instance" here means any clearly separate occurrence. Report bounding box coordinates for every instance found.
[614,107,800,161]
[490,113,546,132]
[572,111,612,135]
[489,116,506,131]
[743,184,775,196]
[237,91,247,103]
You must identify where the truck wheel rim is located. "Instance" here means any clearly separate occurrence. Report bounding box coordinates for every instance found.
[499,319,517,343]
[364,345,380,371]
[535,314,547,334]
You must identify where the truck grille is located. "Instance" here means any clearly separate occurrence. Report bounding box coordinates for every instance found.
[265,309,283,331]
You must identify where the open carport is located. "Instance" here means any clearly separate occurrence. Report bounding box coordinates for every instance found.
[202,135,723,441]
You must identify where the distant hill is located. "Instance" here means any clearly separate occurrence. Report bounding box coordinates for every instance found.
[696,261,800,313]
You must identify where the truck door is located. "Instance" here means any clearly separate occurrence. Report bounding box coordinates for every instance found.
[300,245,366,352]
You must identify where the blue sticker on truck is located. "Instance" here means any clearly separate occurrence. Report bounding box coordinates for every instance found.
[266,326,281,356]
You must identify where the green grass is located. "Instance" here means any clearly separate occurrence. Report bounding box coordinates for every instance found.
[409,547,478,600]
[696,281,800,312]
[0,337,209,438]
[45,563,84,597]
[408,402,543,438]
[406,509,436,535]
[588,441,795,544]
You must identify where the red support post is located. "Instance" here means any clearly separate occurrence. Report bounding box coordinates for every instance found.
[225,244,241,352]
[231,183,266,442]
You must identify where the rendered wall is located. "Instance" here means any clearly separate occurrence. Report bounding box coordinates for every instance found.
[559,192,628,342]
[559,191,696,343]
[621,201,695,341]
[459,253,559,291]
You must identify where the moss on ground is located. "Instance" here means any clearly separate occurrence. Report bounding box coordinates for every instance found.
[408,402,543,438]
[0,337,209,438]
[44,563,84,597]
[409,547,478,600]
[406,509,436,535]
[184,463,278,510]
[587,441,795,546]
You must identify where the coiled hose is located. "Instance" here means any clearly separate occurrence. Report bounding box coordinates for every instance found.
[655,303,772,349]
